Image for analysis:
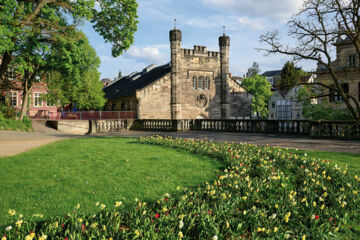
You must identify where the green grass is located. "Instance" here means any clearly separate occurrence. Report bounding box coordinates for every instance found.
[289,149,360,174]
[0,137,224,226]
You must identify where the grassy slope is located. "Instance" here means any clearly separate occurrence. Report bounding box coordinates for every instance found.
[0,137,223,226]
[290,149,360,174]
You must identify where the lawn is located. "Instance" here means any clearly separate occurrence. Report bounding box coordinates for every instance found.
[290,149,360,174]
[0,137,224,226]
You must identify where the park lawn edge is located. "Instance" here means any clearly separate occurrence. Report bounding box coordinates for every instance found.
[1,136,359,240]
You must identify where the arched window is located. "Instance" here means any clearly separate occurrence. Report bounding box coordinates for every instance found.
[205,77,210,90]
[192,76,197,89]
[198,76,204,89]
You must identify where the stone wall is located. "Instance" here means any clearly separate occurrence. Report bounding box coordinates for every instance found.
[177,45,221,119]
[136,74,171,119]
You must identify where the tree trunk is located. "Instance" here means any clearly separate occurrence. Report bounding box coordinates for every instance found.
[0,51,13,89]
[19,76,32,120]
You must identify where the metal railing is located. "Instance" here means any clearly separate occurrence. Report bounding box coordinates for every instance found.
[47,111,135,120]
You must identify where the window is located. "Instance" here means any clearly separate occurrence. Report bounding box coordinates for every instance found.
[34,93,42,107]
[9,92,17,106]
[348,55,356,67]
[272,102,275,108]
[192,76,197,89]
[205,77,210,90]
[198,76,204,89]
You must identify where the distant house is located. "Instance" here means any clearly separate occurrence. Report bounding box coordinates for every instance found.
[268,75,317,120]
[0,81,57,118]
[262,70,282,88]
[262,68,303,88]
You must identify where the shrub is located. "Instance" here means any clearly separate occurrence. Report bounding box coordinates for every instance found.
[1,137,359,239]
[0,112,32,132]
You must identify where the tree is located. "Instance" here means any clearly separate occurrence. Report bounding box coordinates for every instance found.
[0,0,138,119]
[45,32,106,110]
[246,61,260,78]
[278,61,300,91]
[297,86,354,120]
[259,0,360,120]
[241,74,272,119]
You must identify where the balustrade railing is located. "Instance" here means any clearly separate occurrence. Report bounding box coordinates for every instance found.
[48,111,135,120]
[130,119,360,139]
[95,120,128,133]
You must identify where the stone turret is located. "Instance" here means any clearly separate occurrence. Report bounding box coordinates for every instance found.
[170,28,182,119]
[219,34,230,119]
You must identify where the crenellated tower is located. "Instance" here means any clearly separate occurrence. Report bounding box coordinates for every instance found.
[219,33,230,119]
[169,27,182,119]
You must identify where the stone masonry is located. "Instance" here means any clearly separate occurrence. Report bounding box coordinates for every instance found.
[105,27,252,120]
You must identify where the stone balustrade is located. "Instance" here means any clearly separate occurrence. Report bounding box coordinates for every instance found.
[95,120,128,133]
[130,119,360,139]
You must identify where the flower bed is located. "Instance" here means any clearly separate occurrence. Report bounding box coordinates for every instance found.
[1,136,359,239]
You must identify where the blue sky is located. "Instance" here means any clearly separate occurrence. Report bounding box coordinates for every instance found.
[82,0,315,79]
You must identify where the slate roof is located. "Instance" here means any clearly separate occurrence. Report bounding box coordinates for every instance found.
[262,68,301,77]
[103,63,171,99]
[262,70,282,77]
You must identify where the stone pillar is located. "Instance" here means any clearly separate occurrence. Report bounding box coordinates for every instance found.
[170,28,182,120]
[219,34,230,119]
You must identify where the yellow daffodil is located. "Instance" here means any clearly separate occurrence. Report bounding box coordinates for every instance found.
[8,209,15,216]
[15,219,23,228]
[100,204,106,210]
[39,235,47,240]
[178,231,184,238]
[274,227,278,232]
[75,204,80,209]
[134,229,140,236]
[115,201,123,207]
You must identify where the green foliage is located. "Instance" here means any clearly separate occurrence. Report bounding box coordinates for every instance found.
[0,103,16,119]
[45,32,106,110]
[1,136,359,239]
[91,0,139,57]
[0,0,138,58]
[297,87,355,120]
[1,0,138,116]
[246,61,260,78]
[241,74,272,118]
[0,111,32,131]
[278,61,300,91]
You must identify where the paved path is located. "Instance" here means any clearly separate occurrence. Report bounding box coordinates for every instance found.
[1,123,360,157]
[0,122,82,157]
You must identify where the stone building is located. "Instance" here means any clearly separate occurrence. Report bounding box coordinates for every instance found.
[268,75,316,120]
[104,28,252,119]
[317,37,360,109]
[0,81,57,118]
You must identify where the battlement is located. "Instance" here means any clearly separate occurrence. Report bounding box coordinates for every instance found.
[181,45,219,58]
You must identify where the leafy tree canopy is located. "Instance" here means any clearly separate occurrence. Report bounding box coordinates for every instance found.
[241,74,272,118]
[246,61,260,78]
[45,31,106,110]
[278,61,300,91]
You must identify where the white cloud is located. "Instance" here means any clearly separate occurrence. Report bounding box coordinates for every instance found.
[201,0,304,22]
[237,17,265,30]
[126,46,167,64]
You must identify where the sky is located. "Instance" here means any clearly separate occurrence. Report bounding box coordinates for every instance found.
[82,0,316,80]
